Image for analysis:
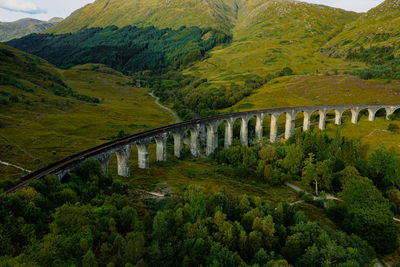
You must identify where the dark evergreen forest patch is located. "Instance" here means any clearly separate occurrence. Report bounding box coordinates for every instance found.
[6,25,231,73]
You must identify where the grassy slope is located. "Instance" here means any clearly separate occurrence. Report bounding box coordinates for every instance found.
[46,0,239,33]
[230,73,400,154]
[47,0,359,84]
[0,44,175,179]
[324,0,400,57]
[0,18,62,42]
[185,0,360,85]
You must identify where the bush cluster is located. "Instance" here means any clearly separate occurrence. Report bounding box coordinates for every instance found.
[0,158,375,266]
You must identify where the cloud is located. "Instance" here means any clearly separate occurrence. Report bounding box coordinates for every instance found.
[0,0,46,14]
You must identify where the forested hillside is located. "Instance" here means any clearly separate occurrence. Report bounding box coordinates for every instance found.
[6,25,231,72]
[0,17,62,42]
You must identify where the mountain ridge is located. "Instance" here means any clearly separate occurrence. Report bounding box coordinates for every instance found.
[46,0,359,34]
[0,17,63,42]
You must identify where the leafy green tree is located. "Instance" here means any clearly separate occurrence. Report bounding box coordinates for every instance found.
[367,146,400,189]
[251,248,270,265]
[387,188,400,207]
[340,177,399,253]
[282,144,304,176]
[259,145,278,163]
[339,166,362,187]
[302,154,333,195]
[152,210,174,243]
[123,232,146,264]
[82,249,98,267]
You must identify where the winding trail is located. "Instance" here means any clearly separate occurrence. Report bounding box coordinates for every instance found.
[149,92,195,149]
[149,92,181,123]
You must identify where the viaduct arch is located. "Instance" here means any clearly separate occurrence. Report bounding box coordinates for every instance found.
[5,104,400,194]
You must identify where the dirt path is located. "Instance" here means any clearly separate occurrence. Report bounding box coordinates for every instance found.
[149,92,181,123]
[361,129,391,140]
[0,160,31,173]
[149,92,195,148]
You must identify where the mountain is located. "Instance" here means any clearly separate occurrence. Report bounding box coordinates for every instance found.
[30,0,360,80]
[185,0,360,83]
[7,0,361,117]
[46,0,239,34]
[0,17,63,42]
[323,0,400,59]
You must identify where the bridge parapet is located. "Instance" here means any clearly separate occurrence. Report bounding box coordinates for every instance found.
[5,103,400,194]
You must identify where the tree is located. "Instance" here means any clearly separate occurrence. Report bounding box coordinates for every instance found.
[386,188,400,207]
[282,144,304,176]
[339,166,361,187]
[82,249,98,267]
[340,177,399,253]
[124,232,146,264]
[152,210,174,243]
[367,146,400,189]
[258,145,278,163]
[302,154,333,195]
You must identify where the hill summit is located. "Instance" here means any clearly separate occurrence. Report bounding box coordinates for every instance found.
[0,17,63,42]
[46,0,358,34]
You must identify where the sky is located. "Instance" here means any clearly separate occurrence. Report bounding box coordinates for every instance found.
[0,0,387,22]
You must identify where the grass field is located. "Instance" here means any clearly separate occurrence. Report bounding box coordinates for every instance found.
[0,64,176,180]
[232,74,400,110]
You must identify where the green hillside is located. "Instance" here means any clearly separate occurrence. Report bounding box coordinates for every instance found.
[0,17,62,42]
[324,0,400,58]
[7,25,230,72]
[0,44,175,180]
[185,0,360,87]
[8,0,362,118]
[46,0,240,34]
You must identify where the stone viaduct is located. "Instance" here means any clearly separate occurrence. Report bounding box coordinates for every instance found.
[5,103,400,194]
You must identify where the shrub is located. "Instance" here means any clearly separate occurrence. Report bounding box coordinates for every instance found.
[388,123,400,132]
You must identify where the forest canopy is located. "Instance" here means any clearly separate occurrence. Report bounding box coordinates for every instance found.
[6,25,232,73]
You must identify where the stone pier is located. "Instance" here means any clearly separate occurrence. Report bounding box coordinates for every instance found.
[190,126,200,157]
[270,113,279,143]
[116,145,132,177]
[155,134,168,162]
[224,119,234,148]
[173,131,184,158]
[303,111,311,131]
[206,122,219,156]
[137,142,149,169]
[240,117,249,146]
[285,112,295,139]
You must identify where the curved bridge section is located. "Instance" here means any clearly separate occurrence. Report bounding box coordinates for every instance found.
[5,104,400,194]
